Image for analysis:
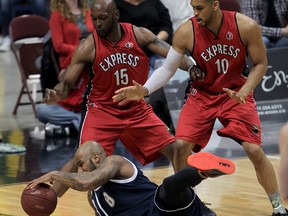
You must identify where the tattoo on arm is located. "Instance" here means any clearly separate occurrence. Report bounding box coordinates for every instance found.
[53,172,87,191]
[53,158,120,191]
[153,38,170,49]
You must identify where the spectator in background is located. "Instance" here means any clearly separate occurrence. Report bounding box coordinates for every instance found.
[0,0,49,51]
[49,0,93,70]
[279,123,288,201]
[241,0,288,48]
[36,0,94,137]
[160,0,194,33]
[87,0,94,7]
[218,0,240,12]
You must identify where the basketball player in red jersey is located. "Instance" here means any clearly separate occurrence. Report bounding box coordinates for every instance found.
[113,0,288,215]
[43,0,194,197]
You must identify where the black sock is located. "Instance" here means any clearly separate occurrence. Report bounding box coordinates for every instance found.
[159,166,203,208]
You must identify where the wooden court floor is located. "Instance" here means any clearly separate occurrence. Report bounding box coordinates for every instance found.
[0,156,286,216]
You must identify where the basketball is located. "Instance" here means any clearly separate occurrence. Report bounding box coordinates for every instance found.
[21,183,57,216]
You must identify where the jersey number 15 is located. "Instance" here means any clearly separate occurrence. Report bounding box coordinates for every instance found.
[114,68,129,85]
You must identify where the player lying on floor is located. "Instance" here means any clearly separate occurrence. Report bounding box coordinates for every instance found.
[27,140,235,215]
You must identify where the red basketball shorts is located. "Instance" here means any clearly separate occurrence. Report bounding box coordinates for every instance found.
[176,89,262,152]
[79,102,175,165]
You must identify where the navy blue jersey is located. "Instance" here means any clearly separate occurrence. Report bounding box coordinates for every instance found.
[91,158,215,216]
[91,158,157,215]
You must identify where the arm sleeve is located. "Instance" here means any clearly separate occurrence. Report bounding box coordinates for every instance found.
[144,47,183,94]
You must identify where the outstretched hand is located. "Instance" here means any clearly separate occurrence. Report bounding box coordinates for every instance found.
[26,171,56,189]
[222,88,246,104]
[113,80,147,106]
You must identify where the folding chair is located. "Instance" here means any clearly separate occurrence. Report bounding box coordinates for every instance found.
[9,15,49,116]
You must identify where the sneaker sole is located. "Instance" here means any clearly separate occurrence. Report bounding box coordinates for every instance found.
[187,152,236,176]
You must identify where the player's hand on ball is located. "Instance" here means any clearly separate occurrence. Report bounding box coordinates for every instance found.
[189,65,205,82]
[21,183,57,216]
[222,88,246,104]
[26,171,56,189]
[113,80,148,106]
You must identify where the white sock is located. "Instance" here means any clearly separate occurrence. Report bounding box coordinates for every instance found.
[274,204,287,214]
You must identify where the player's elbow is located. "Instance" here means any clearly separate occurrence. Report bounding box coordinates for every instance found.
[74,180,91,191]
[257,61,268,77]
[77,179,97,191]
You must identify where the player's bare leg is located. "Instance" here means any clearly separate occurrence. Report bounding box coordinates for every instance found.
[159,141,176,171]
[242,141,287,214]
[172,139,195,172]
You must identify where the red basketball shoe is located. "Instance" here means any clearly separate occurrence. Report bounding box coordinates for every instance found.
[187,152,236,178]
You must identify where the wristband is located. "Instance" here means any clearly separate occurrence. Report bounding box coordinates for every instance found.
[143,86,149,97]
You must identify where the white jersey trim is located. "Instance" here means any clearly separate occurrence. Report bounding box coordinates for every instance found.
[110,157,138,184]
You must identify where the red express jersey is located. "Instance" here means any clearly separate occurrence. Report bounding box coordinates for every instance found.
[89,23,150,113]
[191,11,247,93]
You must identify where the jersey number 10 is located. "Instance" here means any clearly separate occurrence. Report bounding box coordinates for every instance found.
[215,58,229,74]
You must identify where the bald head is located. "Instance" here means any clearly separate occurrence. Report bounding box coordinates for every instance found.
[92,0,117,13]
[76,141,106,159]
[90,0,120,38]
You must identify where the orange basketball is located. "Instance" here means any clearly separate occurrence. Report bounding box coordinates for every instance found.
[21,183,57,216]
